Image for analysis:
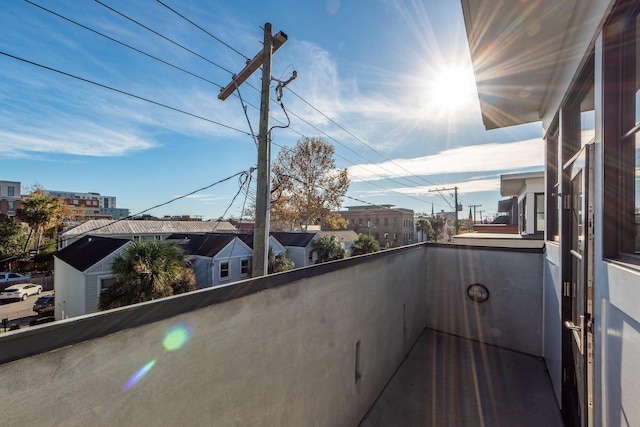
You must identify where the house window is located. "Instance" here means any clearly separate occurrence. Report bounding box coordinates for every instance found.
[241,259,249,275]
[535,193,545,233]
[7,201,14,211]
[220,262,229,279]
[384,218,388,226]
[7,186,14,197]
[99,277,117,293]
[603,3,640,259]
[154,235,162,241]
[132,235,140,242]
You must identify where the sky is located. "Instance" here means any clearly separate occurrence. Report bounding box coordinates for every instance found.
[0,0,544,222]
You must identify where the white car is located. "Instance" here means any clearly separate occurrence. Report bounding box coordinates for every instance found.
[0,283,43,302]
[0,272,31,284]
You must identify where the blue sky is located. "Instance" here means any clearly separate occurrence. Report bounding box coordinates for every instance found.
[0,0,544,221]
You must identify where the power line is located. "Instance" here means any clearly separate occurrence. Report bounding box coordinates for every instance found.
[0,51,251,136]
[18,3,477,212]
[154,0,250,61]
[24,0,225,90]
[94,0,235,75]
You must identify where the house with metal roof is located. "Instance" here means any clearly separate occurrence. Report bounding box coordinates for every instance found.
[57,219,237,249]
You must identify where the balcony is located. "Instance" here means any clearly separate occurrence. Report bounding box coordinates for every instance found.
[0,243,561,426]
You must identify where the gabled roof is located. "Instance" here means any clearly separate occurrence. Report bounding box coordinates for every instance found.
[59,220,236,237]
[270,232,317,247]
[179,234,249,257]
[55,235,130,272]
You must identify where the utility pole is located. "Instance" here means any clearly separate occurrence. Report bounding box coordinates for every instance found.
[429,186,460,234]
[219,23,287,277]
[469,204,482,224]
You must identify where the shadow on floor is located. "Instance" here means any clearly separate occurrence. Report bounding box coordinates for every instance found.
[360,328,563,427]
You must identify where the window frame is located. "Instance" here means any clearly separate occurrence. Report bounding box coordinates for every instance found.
[603,1,640,262]
[220,261,230,280]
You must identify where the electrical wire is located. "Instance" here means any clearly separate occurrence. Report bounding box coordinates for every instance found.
[94,0,235,75]
[154,0,250,61]
[19,2,478,212]
[24,0,225,90]
[0,51,251,136]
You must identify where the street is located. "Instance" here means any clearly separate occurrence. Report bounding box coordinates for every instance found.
[0,290,54,329]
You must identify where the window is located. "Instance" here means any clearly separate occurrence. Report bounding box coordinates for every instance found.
[154,235,162,241]
[132,235,140,242]
[384,218,388,226]
[241,259,249,275]
[535,193,545,233]
[521,197,527,234]
[7,201,14,211]
[220,262,229,279]
[546,121,559,241]
[7,186,14,197]
[603,3,640,259]
[99,277,117,293]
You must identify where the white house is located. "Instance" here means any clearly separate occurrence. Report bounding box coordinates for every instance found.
[500,171,545,235]
[54,235,131,320]
[463,1,640,424]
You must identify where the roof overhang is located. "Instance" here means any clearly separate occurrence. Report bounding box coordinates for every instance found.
[500,171,544,197]
[461,0,578,129]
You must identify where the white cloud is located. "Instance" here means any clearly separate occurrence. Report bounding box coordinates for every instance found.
[0,127,156,157]
[348,138,544,182]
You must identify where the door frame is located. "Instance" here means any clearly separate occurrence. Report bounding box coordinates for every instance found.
[561,143,595,427]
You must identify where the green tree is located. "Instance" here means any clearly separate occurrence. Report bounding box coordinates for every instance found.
[271,137,350,231]
[415,216,432,242]
[321,211,348,230]
[16,188,71,254]
[312,235,346,263]
[0,214,28,265]
[268,249,295,273]
[350,234,380,256]
[99,241,194,310]
[425,216,447,243]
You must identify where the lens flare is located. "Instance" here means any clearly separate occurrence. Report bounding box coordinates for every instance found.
[124,360,156,391]
[163,325,190,351]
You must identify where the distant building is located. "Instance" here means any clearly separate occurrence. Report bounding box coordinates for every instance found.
[0,180,21,217]
[339,205,414,247]
[500,171,544,236]
[45,190,130,221]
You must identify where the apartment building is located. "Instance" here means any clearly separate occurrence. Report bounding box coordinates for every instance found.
[0,180,21,217]
[339,205,414,247]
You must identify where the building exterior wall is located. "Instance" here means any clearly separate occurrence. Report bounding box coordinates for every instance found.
[0,180,21,217]
[340,207,415,247]
[53,258,86,320]
[425,244,544,356]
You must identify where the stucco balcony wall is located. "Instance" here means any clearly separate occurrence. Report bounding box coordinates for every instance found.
[0,243,546,426]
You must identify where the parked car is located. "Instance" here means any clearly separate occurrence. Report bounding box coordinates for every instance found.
[0,283,43,302]
[0,272,31,284]
[33,294,55,313]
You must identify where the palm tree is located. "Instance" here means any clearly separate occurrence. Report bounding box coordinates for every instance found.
[350,234,380,256]
[99,241,194,310]
[312,235,346,263]
[415,217,432,242]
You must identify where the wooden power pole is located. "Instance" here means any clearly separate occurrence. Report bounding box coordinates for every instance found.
[218,23,287,277]
[429,186,461,234]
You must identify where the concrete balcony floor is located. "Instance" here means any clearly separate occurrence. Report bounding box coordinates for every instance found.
[360,328,563,427]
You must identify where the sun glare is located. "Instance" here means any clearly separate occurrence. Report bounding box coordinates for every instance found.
[425,66,477,114]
